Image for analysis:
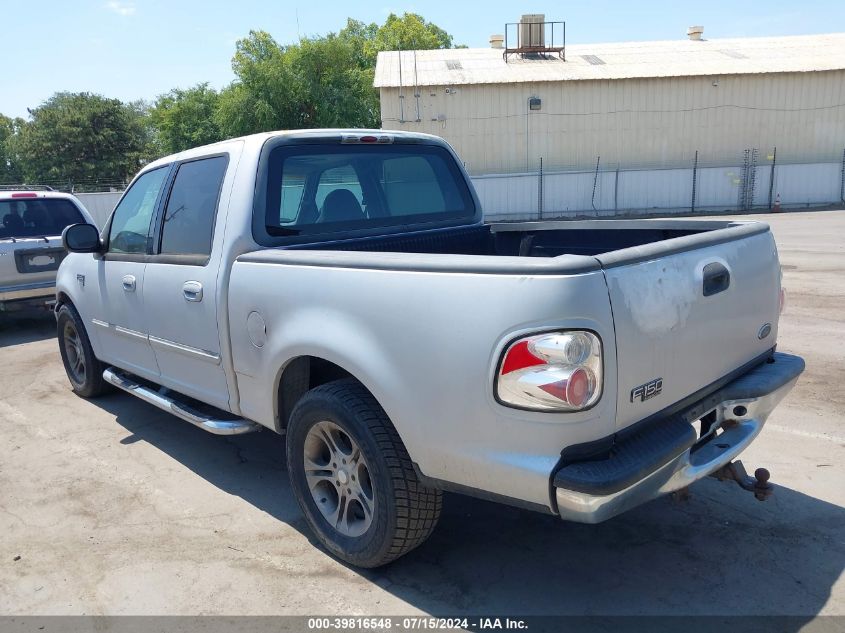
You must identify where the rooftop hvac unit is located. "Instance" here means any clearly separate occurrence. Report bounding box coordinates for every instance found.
[520,14,545,48]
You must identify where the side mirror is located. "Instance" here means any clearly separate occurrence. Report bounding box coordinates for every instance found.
[62,223,102,253]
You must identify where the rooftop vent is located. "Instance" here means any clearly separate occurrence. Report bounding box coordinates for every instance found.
[581,54,605,66]
[520,14,546,48]
[503,15,566,61]
[688,25,704,41]
[490,34,504,49]
[445,60,463,70]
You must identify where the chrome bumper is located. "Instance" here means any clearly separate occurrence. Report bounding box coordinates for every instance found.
[0,281,56,303]
[554,353,804,523]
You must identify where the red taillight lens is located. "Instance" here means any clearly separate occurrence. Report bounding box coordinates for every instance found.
[11,192,38,198]
[496,331,602,412]
[500,340,546,374]
[538,367,595,408]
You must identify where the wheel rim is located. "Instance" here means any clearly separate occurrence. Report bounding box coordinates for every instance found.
[303,420,375,538]
[63,321,86,384]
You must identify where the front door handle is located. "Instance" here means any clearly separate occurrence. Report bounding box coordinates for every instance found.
[183,281,203,302]
[122,275,136,292]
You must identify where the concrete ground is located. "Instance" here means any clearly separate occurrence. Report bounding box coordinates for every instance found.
[0,210,842,617]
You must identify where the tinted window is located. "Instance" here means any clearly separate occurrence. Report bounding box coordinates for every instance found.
[381,156,447,216]
[280,172,305,223]
[315,165,364,211]
[108,167,168,254]
[265,144,475,237]
[159,156,227,257]
[0,198,85,239]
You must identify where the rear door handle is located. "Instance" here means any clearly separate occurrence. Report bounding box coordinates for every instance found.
[702,262,730,296]
[122,275,136,292]
[183,281,203,302]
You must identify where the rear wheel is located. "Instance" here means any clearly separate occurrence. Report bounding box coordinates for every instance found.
[57,303,109,398]
[286,378,442,567]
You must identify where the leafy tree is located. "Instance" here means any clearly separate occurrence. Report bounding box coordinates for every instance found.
[0,114,24,183]
[216,14,458,137]
[16,92,150,187]
[366,12,454,60]
[150,83,223,154]
[216,30,301,137]
[216,28,381,136]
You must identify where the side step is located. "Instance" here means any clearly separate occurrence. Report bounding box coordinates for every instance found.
[103,367,261,436]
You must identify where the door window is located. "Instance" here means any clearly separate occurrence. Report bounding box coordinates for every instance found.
[108,167,169,254]
[159,156,227,258]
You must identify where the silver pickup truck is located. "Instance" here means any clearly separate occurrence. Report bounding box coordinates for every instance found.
[56,130,804,567]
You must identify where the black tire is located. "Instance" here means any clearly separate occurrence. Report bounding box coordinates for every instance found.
[286,378,442,568]
[56,303,110,398]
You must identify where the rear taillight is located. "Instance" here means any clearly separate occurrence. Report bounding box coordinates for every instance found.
[496,331,603,412]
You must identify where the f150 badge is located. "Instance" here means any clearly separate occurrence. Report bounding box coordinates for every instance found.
[631,378,663,402]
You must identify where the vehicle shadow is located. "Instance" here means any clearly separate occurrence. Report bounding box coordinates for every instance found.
[0,310,56,347]
[101,393,843,621]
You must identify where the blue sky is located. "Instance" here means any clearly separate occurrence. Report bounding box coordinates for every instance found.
[2,0,844,118]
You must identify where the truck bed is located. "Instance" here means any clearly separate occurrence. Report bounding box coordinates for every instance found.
[288,219,765,261]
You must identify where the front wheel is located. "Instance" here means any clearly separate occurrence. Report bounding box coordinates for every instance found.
[286,378,442,567]
[57,303,109,398]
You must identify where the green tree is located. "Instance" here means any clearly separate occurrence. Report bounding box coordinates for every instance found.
[216,14,458,137]
[366,12,454,59]
[150,83,222,154]
[0,114,24,183]
[216,30,300,137]
[16,92,150,187]
[216,28,381,136]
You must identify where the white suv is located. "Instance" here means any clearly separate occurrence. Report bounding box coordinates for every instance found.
[0,188,95,311]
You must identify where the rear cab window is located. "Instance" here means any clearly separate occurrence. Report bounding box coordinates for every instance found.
[262,142,476,241]
[0,198,85,239]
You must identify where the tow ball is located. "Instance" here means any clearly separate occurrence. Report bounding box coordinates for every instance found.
[711,460,773,501]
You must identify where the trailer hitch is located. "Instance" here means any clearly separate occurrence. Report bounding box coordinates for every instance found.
[711,460,772,501]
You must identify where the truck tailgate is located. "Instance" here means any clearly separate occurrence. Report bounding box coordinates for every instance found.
[598,224,781,432]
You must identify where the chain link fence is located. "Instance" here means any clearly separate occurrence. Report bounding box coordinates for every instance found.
[472,148,845,221]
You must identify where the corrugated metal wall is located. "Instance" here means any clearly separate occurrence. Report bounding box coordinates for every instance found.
[76,192,122,227]
[472,161,844,220]
[379,70,845,174]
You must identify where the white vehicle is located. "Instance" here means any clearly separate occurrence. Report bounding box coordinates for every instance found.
[0,188,94,311]
[56,130,803,567]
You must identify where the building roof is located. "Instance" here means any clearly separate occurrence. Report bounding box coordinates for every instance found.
[374,33,845,88]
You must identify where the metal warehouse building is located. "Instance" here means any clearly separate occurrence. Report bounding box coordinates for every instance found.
[374,30,845,218]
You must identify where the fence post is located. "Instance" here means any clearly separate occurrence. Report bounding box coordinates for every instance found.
[538,157,544,219]
[591,156,601,212]
[691,150,699,214]
[768,147,777,210]
[614,165,620,213]
[840,148,845,204]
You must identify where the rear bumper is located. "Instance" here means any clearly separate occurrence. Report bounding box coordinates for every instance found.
[553,352,804,523]
[0,280,56,306]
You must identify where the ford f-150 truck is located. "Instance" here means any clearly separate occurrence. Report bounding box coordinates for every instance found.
[56,130,804,567]
[1,188,94,311]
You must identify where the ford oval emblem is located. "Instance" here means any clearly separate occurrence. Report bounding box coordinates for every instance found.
[757,323,772,340]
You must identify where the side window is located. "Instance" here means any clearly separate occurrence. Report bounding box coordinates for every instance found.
[159,156,227,258]
[280,171,305,223]
[108,167,169,253]
[381,156,446,216]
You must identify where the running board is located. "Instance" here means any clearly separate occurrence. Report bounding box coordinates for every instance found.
[102,367,261,436]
